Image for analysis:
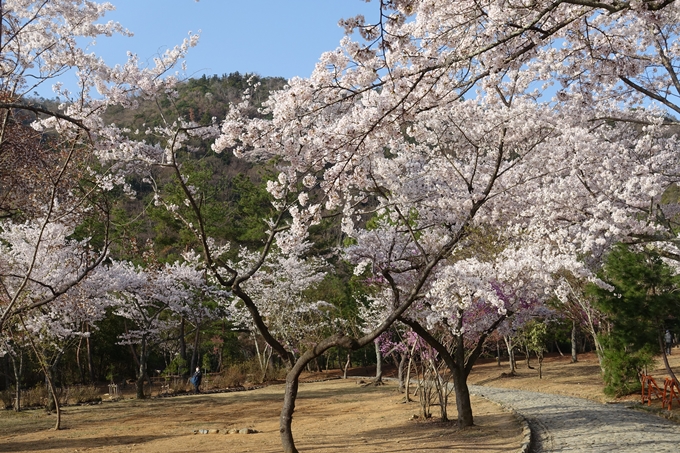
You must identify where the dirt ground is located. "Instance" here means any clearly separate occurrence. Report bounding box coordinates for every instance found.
[2,349,679,453]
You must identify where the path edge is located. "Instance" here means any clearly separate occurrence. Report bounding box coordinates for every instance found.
[470,389,532,453]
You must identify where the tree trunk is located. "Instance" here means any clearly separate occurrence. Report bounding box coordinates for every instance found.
[86,323,95,383]
[571,320,578,363]
[524,345,534,369]
[45,353,63,413]
[342,353,351,379]
[179,317,188,376]
[396,352,406,392]
[496,340,502,366]
[21,317,61,430]
[190,322,201,373]
[9,351,22,412]
[660,332,679,384]
[374,341,383,384]
[76,333,85,384]
[504,336,516,374]
[280,374,301,453]
[136,338,148,399]
[404,341,417,403]
[44,366,61,429]
[451,362,473,426]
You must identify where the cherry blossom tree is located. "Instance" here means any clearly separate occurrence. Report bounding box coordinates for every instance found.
[106,259,225,399]
[109,1,680,451]
[0,255,116,427]
[0,0,199,336]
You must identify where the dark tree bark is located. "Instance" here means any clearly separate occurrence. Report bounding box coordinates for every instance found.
[571,320,579,363]
[179,317,188,375]
[398,312,508,427]
[396,352,407,392]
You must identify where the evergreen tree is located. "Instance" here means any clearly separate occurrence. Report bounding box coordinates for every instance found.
[591,244,680,396]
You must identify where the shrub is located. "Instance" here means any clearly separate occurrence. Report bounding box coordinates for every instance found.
[64,386,102,404]
[601,346,654,397]
[0,389,13,409]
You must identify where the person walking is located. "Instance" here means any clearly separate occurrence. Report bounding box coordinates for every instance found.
[665,329,673,355]
[191,366,202,393]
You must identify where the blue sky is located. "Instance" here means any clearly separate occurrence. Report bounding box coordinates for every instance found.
[40,0,377,97]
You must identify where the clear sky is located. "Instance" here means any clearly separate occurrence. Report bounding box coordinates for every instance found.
[40,0,378,97]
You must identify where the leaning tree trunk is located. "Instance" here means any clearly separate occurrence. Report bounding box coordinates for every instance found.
[22,318,61,430]
[404,341,417,403]
[659,331,679,384]
[342,353,351,379]
[8,351,22,412]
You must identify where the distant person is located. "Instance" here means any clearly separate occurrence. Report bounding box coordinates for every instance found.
[191,367,202,394]
[665,330,673,355]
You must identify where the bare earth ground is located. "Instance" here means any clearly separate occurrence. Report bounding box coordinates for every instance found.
[2,350,679,453]
[0,379,520,453]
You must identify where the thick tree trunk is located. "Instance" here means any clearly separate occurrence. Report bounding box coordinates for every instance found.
[280,368,302,453]
[396,352,406,392]
[136,339,148,399]
[571,320,578,363]
[453,334,474,426]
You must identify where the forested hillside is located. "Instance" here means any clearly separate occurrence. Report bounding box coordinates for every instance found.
[0,72,362,401]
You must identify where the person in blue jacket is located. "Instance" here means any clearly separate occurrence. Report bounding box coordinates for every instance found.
[190,367,202,394]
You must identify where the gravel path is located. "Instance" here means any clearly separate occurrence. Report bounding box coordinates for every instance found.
[469,385,680,452]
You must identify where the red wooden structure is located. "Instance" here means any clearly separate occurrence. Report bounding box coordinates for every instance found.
[640,373,680,410]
